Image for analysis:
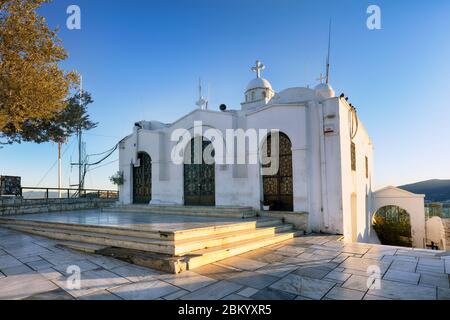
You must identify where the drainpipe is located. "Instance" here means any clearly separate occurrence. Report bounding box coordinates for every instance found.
[318,102,330,229]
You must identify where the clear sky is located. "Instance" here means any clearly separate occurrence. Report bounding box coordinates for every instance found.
[1,0,449,190]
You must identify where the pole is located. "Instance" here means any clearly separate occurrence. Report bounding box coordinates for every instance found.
[78,75,83,196]
[58,142,62,198]
[326,19,332,85]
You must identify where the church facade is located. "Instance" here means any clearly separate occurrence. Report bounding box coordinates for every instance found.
[118,61,376,243]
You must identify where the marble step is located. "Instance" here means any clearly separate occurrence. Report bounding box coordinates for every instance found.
[0,217,281,241]
[3,222,293,255]
[86,231,296,274]
[185,232,295,270]
[104,205,257,218]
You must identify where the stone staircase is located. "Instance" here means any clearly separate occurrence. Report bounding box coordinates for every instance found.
[103,204,258,218]
[0,212,299,273]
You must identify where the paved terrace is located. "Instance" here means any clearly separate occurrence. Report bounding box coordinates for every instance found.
[0,226,449,300]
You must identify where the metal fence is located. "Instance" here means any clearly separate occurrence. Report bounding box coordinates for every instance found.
[425,204,450,220]
[19,187,119,200]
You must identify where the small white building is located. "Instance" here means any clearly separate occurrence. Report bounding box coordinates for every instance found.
[118,61,424,246]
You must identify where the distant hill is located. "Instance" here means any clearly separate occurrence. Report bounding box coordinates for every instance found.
[398,179,450,202]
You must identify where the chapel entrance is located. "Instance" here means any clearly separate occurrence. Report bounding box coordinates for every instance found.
[262,132,293,211]
[183,137,215,206]
[133,152,152,204]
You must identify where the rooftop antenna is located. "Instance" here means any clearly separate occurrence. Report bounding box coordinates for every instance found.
[325,19,332,85]
[196,78,208,110]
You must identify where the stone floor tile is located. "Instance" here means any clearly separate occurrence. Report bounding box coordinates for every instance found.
[38,268,63,280]
[363,294,391,300]
[342,275,371,292]
[109,265,160,282]
[341,245,370,255]
[84,255,128,270]
[250,288,296,300]
[52,259,100,274]
[275,245,307,257]
[269,274,335,300]
[419,272,449,288]
[237,287,259,298]
[24,288,74,300]
[383,270,420,285]
[255,262,297,278]
[162,289,190,300]
[108,279,178,300]
[325,270,351,283]
[180,280,242,300]
[159,270,217,292]
[339,256,390,274]
[78,290,122,300]
[191,263,240,281]
[389,259,417,273]
[238,248,286,264]
[221,293,251,300]
[293,266,332,279]
[437,287,450,300]
[52,268,130,298]
[26,259,54,271]
[0,273,58,300]
[445,260,450,274]
[418,257,444,267]
[0,254,23,269]
[218,256,268,271]
[368,279,437,300]
[1,264,34,276]
[416,264,445,274]
[228,270,279,289]
[324,287,365,300]
[4,244,51,259]
[294,295,313,300]
[19,255,43,264]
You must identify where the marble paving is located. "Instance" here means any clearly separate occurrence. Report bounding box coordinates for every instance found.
[0,210,265,232]
[0,226,448,300]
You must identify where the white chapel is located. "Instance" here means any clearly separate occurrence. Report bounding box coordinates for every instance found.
[118,61,425,247]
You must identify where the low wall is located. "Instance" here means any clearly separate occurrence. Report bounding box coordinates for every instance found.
[257,211,309,232]
[0,198,117,216]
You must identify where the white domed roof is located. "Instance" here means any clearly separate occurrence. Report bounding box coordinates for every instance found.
[314,83,335,99]
[246,77,273,92]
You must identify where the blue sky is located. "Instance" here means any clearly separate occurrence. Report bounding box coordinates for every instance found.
[1,0,450,190]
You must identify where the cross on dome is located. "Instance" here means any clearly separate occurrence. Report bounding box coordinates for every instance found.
[251,60,265,79]
[316,73,326,84]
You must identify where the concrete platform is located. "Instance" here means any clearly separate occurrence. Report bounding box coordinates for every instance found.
[0,209,298,273]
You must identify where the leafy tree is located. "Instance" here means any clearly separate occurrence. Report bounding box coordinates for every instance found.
[0,0,78,144]
[7,91,98,143]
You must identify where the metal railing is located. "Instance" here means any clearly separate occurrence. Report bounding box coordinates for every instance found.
[19,187,119,200]
[425,203,450,220]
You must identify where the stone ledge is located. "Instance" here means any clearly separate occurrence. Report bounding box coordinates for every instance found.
[0,198,116,216]
[257,210,309,232]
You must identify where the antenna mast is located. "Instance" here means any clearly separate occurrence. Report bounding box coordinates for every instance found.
[78,75,83,194]
[326,19,332,84]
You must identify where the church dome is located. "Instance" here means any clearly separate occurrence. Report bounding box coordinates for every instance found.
[314,83,335,99]
[246,77,273,92]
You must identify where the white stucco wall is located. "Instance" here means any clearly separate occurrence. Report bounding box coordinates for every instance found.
[118,85,376,239]
[371,186,426,248]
